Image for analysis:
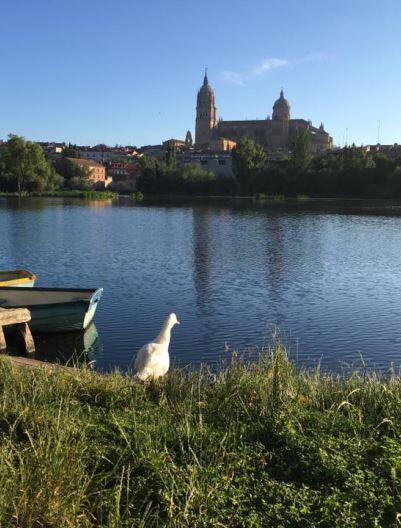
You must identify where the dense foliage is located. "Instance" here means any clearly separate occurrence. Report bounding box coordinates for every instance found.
[231,137,267,193]
[62,143,82,158]
[137,136,401,198]
[232,135,401,198]
[54,157,92,190]
[0,135,61,196]
[1,349,401,527]
[136,157,234,195]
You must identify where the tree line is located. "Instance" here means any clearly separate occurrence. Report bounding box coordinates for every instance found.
[231,132,401,198]
[137,132,401,198]
[2,133,401,198]
[136,141,233,195]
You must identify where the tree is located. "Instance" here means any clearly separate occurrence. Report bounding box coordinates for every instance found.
[62,143,81,158]
[231,138,267,193]
[54,157,89,182]
[177,164,215,193]
[165,141,177,170]
[138,155,160,172]
[0,135,61,197]
[387,166,401,197]
[290,130,312,172]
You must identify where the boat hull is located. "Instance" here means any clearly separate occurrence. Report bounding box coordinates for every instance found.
[0,287,102,333]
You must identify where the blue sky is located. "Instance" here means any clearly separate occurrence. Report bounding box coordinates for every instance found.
[0,0,400,147]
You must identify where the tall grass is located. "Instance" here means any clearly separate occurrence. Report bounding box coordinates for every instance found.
[0,346,401,526]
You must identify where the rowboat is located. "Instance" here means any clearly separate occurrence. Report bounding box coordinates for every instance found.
[0,287,103,332]
[0,270,36,287]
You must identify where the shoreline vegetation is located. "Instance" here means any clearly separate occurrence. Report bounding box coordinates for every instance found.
[0,190,117,200]
[1,346,400,526]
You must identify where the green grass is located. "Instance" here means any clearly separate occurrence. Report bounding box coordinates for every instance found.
[1,346,401,527]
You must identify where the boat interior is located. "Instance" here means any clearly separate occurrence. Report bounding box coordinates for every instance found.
[0,270,35,282]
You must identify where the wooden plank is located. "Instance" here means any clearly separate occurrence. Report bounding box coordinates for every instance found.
[0,308,31,326]
[18,323,35,355]
[5,355,74,372]
[0,326,6,350]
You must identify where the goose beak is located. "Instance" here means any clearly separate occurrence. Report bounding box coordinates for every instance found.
[176,320,181,325]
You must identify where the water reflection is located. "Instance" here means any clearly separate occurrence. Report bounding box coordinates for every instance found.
[6,323,103,367]
[192,207,214,311]
[2,196,48,211]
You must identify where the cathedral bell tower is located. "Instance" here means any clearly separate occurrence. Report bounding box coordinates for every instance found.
[195,70,217,147]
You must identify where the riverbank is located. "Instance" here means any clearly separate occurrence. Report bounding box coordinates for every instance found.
[0,190,117,199]
[0,347,400,527]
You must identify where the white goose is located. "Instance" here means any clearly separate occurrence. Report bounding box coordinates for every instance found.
[132,313,180,381]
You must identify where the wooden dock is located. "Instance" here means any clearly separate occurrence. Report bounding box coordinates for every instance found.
[0,307,35,354]
[5,355,73,372]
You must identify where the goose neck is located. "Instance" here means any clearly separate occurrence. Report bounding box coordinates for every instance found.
[154,320,172,345]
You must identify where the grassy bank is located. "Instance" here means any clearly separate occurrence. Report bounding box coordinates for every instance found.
[1,348,401,527]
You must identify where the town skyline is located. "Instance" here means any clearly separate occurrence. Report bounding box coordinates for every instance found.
[1,0,400,148]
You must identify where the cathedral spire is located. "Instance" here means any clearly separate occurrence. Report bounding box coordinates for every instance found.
[195,69,217,146]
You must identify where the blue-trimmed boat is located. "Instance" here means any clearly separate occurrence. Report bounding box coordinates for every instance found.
[0,287,103,332]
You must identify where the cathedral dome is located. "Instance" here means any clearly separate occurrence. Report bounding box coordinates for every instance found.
[272,89,290,120]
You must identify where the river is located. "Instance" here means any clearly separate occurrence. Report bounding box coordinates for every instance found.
[1,195,401,372]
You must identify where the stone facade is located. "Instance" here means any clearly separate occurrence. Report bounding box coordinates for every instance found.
[195,74,333,157]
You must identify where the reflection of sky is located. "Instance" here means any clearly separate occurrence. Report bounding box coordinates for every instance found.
[3,196,401,372]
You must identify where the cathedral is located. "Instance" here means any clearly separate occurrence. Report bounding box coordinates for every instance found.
[195,71,333,157]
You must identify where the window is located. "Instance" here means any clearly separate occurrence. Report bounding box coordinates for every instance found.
[218,159,226,165]
[201,160,208,165]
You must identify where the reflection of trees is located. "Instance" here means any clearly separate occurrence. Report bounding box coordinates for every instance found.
[4,196,47,211]
[192,207,214,311]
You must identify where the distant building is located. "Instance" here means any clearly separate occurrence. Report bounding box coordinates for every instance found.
[185,130,193,147]
[207,138,236,152]
[38,142,66,161]
[139,144,166,160]
[162,138,187,149]
[106,160,139,191]
[366,144,401,159]
[185,151,233,178]
[79,150,123,163]
[78,145,139,163]
[194,71,333,157]
[66,158,110,188]
[106,161,140,181]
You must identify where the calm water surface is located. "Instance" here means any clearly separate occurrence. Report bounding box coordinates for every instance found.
[1,196,401,372]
